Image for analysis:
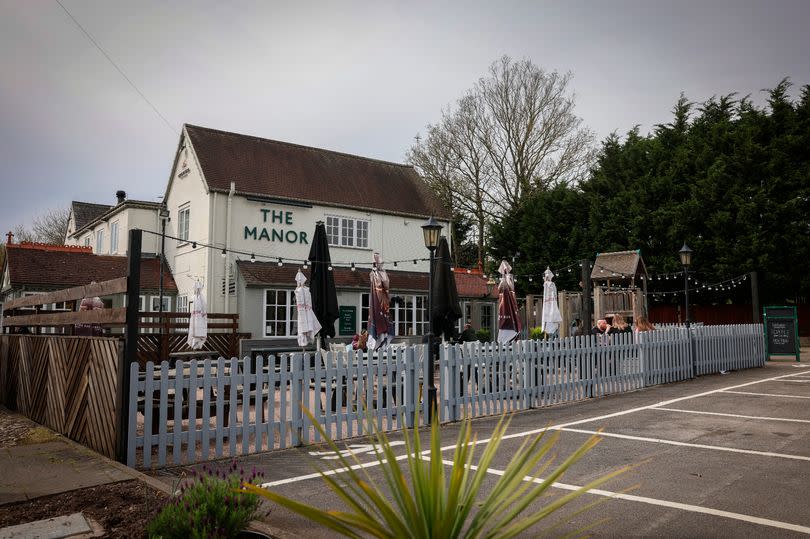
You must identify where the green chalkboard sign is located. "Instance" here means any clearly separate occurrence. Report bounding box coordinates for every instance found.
[339,306,356,336]
[764,305,800,362]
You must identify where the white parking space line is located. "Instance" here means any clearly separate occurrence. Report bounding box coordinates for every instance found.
[556,427,810,462]
[260,370,810,488]
[442,459,810,535]
[721,390,810,399]
[652,407,810,424]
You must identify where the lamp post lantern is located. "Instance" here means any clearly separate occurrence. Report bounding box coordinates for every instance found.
[679,243,692,327]
[422,216,442,423]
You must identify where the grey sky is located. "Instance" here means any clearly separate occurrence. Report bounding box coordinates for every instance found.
[1,0,808,238]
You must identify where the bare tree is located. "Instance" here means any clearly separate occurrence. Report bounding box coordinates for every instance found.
[476,56,594,214]
[12,208,70,245]
[409,56,594,265]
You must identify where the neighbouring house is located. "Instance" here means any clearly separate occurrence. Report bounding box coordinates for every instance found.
[1,237,177,333]
[65,191,163,256]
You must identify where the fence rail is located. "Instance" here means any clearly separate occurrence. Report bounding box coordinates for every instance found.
[123,323,765,468]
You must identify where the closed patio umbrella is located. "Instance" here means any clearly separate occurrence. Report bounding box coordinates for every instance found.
[541,267,563,336]
[295,270,321,347]
[367,252,394,350]
[497,260,521,343]
[308,221,339,348]
[187,280,207,350]
[431,236,462,340]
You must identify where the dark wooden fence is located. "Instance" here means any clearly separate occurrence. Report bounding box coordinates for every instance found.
[136,312,250,366]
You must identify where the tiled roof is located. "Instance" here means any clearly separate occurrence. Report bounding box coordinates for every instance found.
[185,124,451,220]
[591,250,647,280]
[70,199,161,236]
[236,261,496,300]
[454,271,498,299]
[237,261,428,292]
[4,244,177,293]
[71,201,112,230]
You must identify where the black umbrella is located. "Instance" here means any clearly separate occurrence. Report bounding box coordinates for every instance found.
[430,235,462,340]
[308,222,339,345]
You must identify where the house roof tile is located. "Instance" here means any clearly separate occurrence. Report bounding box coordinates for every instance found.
[71,201,112,230]
[185,124,451,220]
[4,243,176,293]
[591,250,648,281]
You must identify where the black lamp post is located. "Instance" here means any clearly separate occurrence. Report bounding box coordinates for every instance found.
[679,243,693,327]
[422,216,442,423]
[158,208,170,318]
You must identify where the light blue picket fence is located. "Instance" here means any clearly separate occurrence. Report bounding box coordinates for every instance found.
[127,323,765,468]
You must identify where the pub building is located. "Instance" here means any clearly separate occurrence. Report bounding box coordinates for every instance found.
[63,124,497,343]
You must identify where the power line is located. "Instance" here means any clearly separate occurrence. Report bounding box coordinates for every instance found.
[54,0,178,135]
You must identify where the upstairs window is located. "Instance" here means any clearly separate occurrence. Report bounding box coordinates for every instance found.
[178,205,190,241]
[110,221,119,254]
[95,230,104,254]
[326,215,370,248]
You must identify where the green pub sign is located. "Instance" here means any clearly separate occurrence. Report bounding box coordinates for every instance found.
[339,306,356,336]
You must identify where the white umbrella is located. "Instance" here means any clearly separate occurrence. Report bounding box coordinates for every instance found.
[187,280,208,350]
[541,267,563,336]
[295,270,321,347]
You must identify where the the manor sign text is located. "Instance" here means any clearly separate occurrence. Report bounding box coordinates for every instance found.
[244,209,309,244]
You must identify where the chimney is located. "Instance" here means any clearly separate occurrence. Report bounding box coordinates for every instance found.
[5,231,13,245]
[116,190,126,204]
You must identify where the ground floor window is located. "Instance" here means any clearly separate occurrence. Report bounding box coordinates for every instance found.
[390,294,428,336]
[480,303,494,334]
[264,289,297,338]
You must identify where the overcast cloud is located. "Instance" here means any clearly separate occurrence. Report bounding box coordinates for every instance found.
[1,0,808,237]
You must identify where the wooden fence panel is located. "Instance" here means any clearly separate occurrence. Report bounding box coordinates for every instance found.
[0,335,120,458]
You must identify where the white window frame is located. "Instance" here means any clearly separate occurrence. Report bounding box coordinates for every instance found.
[178,204,190,241]
[84,236,91,248]
[110,221,119,254]
[96,229,104,254]
[176,295,189,313]
[150,296,171,312]
[263,289,297,338]
[325,215,370,249]
[390,293,428,336]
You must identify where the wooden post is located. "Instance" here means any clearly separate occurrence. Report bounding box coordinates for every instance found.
[581,259,593,327]
[750,271,760,323]
[116,229,141,463]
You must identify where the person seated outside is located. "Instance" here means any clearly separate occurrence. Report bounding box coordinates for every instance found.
[458,322,476,343]
[634,315,655,333]
[590,319,609,335]
[609,314,631,333]
[352,329,369,352]
[571,318,584,337]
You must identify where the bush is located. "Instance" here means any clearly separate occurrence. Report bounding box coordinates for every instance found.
[244,409,627,538]
[529,327,546,340]
[148,460,264,539]
[475,328,492,342]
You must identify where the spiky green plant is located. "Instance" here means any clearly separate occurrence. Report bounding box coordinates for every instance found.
[242,408,627,538]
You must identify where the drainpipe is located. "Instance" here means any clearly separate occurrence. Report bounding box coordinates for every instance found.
[224,181,235,312]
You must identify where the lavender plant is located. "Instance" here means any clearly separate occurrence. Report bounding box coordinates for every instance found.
[148,460,265,539]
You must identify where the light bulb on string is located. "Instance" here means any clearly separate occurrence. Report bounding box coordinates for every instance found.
[250,253,255,262]
[393,261,398,267]
[277,258,283,267]
[191,242,197,249]
[351,262,356,272]
[328,264,333,271]
[221,249,226,258]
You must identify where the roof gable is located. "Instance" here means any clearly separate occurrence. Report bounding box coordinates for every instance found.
[185,124,451,220]
[591,250,648,281]
[71,201,112,231]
